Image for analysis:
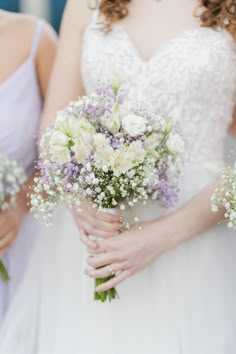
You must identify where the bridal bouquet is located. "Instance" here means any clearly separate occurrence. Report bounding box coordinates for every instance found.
[0,155,26,282]
[31,81,184,302]
[211,163,236,228]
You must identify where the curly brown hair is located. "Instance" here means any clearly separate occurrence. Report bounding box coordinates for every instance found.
[98,0,236,34]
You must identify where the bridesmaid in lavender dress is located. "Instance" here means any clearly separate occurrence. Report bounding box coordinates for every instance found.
[0,10,57,322]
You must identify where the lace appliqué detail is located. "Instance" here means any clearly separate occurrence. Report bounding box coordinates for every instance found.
[81,24,236,171]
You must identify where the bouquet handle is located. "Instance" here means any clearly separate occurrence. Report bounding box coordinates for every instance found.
[89,208,119,302]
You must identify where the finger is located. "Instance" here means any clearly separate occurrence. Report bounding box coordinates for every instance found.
[96,270,130,292]
[85,262,126,279]
[79,213,122,235]
[87,252,122,269]
[74,217,98,249]
[0,223,11,239]
[0,232,16,254]
[79,226,98,249]
[95,208,122,223]
[81,220,120,240]
[0,244,12,257]
[87,239,110,254]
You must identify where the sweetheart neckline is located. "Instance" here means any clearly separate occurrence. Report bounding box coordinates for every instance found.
[84,23,234,65]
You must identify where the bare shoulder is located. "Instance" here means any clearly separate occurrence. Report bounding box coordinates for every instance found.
[0,11,56,57]
[62,0,94,34]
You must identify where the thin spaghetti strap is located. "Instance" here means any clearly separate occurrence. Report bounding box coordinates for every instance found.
[30,21,43,59]
[91,0,101,25]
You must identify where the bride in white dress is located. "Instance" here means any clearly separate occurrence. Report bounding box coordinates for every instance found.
[1,0,236,353]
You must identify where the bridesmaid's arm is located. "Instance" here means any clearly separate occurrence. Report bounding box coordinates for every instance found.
[0,20,57,256]
[35,21,58,99]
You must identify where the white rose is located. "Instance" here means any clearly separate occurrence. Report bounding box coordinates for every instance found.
[122,114,147,137]
[49,131,71,162]
[166,134,185,155]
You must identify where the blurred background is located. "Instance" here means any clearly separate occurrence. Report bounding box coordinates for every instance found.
[0,0,235,161]
[0,0,66,32]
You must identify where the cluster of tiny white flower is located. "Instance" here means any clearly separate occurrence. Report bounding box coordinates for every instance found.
[0,155,26,211]
[212,164,236,228]
[0,155,26,282]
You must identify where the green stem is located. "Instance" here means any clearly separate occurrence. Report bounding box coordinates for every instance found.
[94,276,119,303]
[0,260,10,282]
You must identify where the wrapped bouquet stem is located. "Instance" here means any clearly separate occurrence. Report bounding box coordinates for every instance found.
[90,207,119,302]
[31,81,184,302]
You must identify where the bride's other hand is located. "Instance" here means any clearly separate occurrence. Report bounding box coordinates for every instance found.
[73,201,122,249]
[85,218,176,291]
[85,181,224,292]
[0,192,27,256]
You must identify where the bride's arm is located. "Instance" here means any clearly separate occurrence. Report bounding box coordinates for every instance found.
[84,117,236,292]
[39,0,122,241]
[40,0,89,131]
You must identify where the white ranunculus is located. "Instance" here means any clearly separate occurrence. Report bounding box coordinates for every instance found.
[79,117,96,142]
[166,134,185,155]
[110,148,134,176]
[103,111,121,134]
[145,133,160,150]
[55,113,79,138]
[122,114,147,137]
[55,113,95,142]
[72,138,88,164]
[49,131,71,162]
[93,133,110,150]
[93,133,114,166]
[127,140,146,163]
[49,130,69,147]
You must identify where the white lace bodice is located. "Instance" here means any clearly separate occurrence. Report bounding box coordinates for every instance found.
[81,17,236,172]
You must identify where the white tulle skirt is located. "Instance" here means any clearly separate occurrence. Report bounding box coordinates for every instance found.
[1,167,236,354]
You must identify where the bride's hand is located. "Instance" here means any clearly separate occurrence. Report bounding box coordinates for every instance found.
[0,197,27,256]
[72,201,123,249]
[85,219,177,292]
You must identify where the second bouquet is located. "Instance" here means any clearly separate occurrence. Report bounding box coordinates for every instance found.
[31,81,184,302]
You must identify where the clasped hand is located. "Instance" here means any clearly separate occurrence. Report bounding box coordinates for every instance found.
[75,202,172,293]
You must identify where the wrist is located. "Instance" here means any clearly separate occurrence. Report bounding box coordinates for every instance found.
[147,212,186,254]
